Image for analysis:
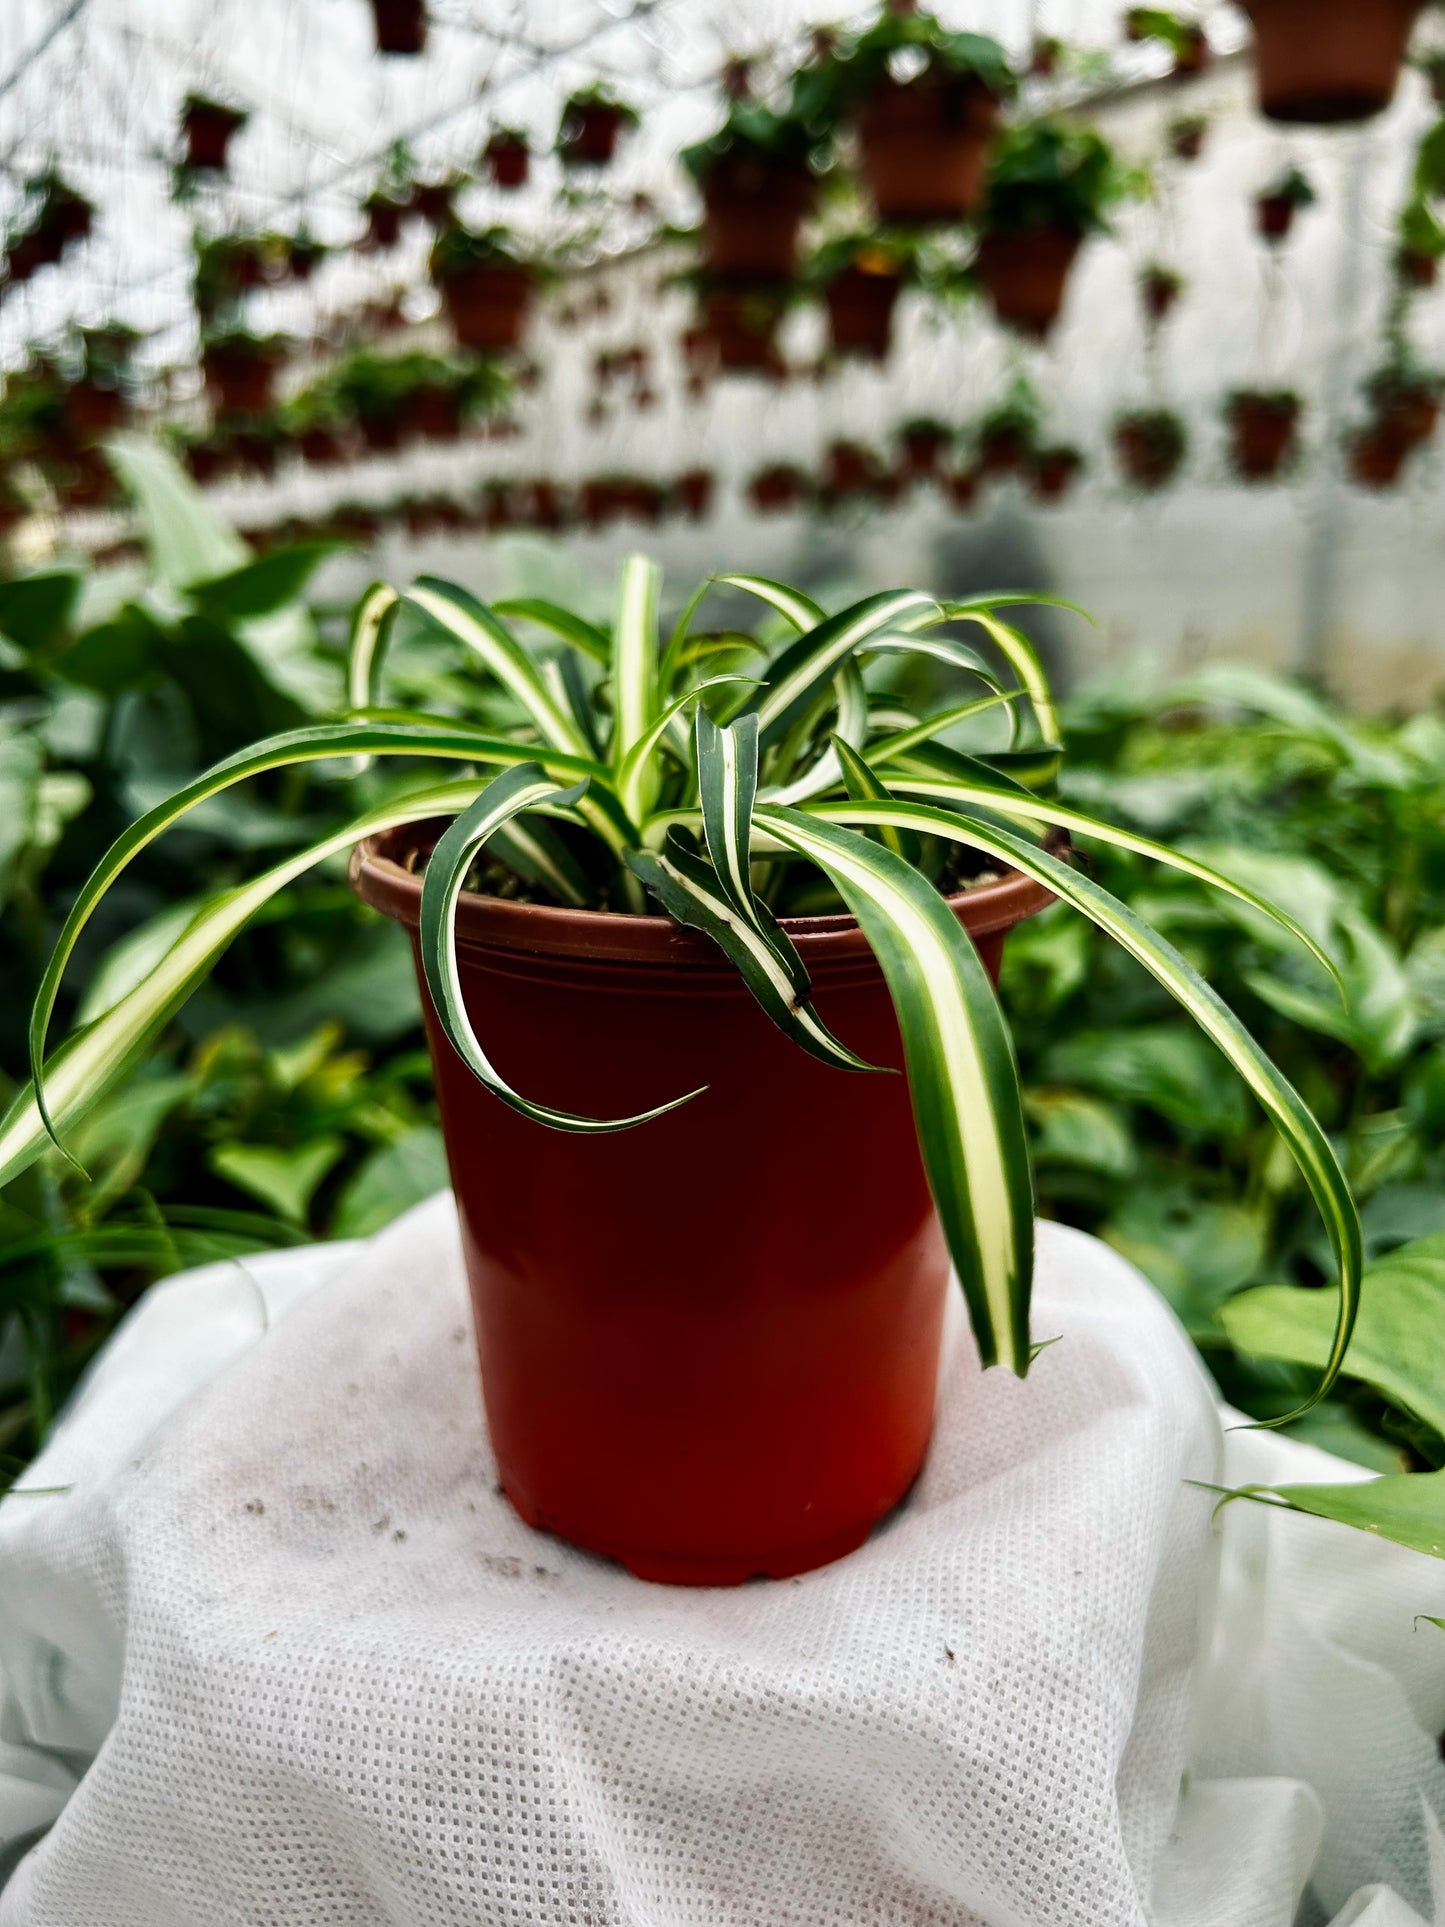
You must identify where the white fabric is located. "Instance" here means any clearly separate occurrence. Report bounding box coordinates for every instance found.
[0,1196,1442,1926]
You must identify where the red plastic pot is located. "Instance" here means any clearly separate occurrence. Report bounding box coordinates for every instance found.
[363,197,406,249]
[411,181,456,229]
[66,382,126,439]
[675,468,714,520]
[1243,0,1422,123]
[1115,418,1186,490]
[183,101,245,171]
[1228,396,1300,481]
[1399,247,1440,290]
[486,137,529,189]
[437,263,534,352]
[1141,273,1180,325]
[900,423,950,476]
[1350,426,1410,489]
[1031,447,1082,503]
[560,103,628,166]
[357,411,405,454]
[823,264,903,361]
[201,342,283,416]
[824,441,876,495]
[1170,121,1206,163]
[701,161,815,279]
[351,827,1051,1586]
[370,0,426,54]
[947,467,981,510]
[855,73,1000,224]
[1255,194,1297,244]
[298,425,347,467]
[977,423,1031,478]
[748,465,808,513]
[975,226,1082,339]
[411,383,464,441]
[701,288,784,374]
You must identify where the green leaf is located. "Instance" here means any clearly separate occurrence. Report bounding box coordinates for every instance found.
[616,675,754,826]
[610,553,662,785]
[28,717,598,1154]
[487,815,592,907]
[1212,1469,1445,1562]
[695,707,760,919]
[107,435,248,592]
[332,1125,449,1239]
[803,794,1363,1414]
[749,589,939,747]
[757,805,1035,1375]
[764,661,870,806]
[1043,1026,1249,1137]
[0,779,486,1191]
[1025,1090,1136,1177]
[493,597,611,666]
[0,571,80,654]
[623,832,877,1074]
[420,765,701,1132]
[188,542,343,621]
[1222,1232,1445,1439]
[711,573,823,633]
[345,580,400,710]
[834,737,921,866]
[939,605,1062,746]
[403,577,590,756]
[210,1136,345,1222]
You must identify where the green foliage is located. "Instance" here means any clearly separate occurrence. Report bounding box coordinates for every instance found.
[797,7,1017,121]
[985,118,1142,236]
[679,101,825,183]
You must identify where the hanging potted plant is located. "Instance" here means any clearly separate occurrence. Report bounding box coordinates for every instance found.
[1243,0,1422,124]
[1396,197,1445,289]
[64,323,141,439]
[1225,388,1302,481]
[748,461,812,511]
[975,118,1135,338]
[332,350,413,453]
[410,176,462,229]
[1167,113,1207,162]
[429,224,536,352]
[681,101,823,279]
[1418,50,1445,106]
[1348,425,1410,489]
[557,86,639,167]
[695,277,789,374]
[1364,358,1442,454]
[822,439,885,498]
[808,234,914,360]
[1139,262,1184,326]
[370,0,427,55]
[200,328,289,416]
[1254,164,1316,244]
[946,465,981,509]
[814,7,1016,224]
[14,561,1361,1586]
[973,381,1042,476]
[361,187,408,250]
[180,93,248,172]
[1030,444,1084,501]
[287,228,326,281]
[485,129,530,189]
[675,468,715,519]
[898,417,952,476]
[1114,406,1188,488]
[6,170,93,280]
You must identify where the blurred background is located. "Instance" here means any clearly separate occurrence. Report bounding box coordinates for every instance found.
[1,0,1443,1482]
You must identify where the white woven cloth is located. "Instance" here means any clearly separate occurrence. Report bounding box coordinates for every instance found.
[0,1195,1443,1927]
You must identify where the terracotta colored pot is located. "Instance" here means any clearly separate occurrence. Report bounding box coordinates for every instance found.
[437,263,534,352]
[675,468,714,519]
[975,226,1082,339]
[183,101,245,171]
[411,181,456,229]
[351,827,1052,1585]
[701,161,815,278]
[855,72,1000,224]
[901,423,950,476]
[298,425,347,467]
[371,0,426,54]
[823,265,902,361]
[947,467,981,510]
[487,138,529,189]
[201,342,282,416]
[1170,121,1206,163]
[1255,194,1296,244]
[749,465,808,512]
[229,430,277,480]
[977,423,1031,478]
[561,104,628,166]
[1141,274,1180,324]
[411,383,463,441]
[701,288,783,373]
[184,442,232,486]
[1229,396,1299,481]
[1399,247,1440,290]
[1244,0,1421,123]
[66,382,126,438]
[357,411,405,453]
[1350,427,1409,489]
[1031,447,1082,502]
[824,442,876,494]
[364,198,405,249]
[1115,418,1186,490]
[1374,386,1441,450]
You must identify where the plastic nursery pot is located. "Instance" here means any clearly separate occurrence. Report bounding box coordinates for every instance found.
[1114,418,1185,490]
[351,826,1053,1587]
[701,161,815,278]
[486,138,529,189]
[1399,248,1440,290]
[1350,427,1410,489]
[701,288,783,374]
[201,343,282,416]
[183,102,245,172]
[1243,0,1422,124]
[975,227,1082,340]
[1228,396,1299,481]
[947,467,981,510]
[561,104,627,166]
[1031,447,1082,503]
[900,423,949,476]
[410,383,464,441]
[370,0,427,54]
[748,465,808,512]
[437,264,534,352]
[65,382,126,439]
[1255,194,1296,244]
[823,265,903,361]
[675,468,714,519]
[855,73,1000,224]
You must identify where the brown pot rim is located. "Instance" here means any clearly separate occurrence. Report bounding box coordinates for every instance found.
[350,819,1057,983]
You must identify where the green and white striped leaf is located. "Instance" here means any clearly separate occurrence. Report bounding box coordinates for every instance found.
[879,754,1342,989]
[803,794,1362,1411]
[616,675,757,826]
[756,804,1035,1375]
[1,780,486,1190]
[749,589,939,747]
[611,553,662,777]
[695,707,761,919]
[623,832,876,1074]
[403,577,590,756]
[765,660,870,807]
[421,765,701,1133]
[346,580,400,710]
[869,690,1024,762]
[487,816,593,907]
[658,577,723,691]
[835,738,921,867]
[493,597,611,666]
[939,605,1062,746]
[711,573,823,633]
[28,718,603,1151]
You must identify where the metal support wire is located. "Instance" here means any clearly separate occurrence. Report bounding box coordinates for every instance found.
[0,0,89,110]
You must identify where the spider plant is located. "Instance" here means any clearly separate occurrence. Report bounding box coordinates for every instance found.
[3,561,1361,1399]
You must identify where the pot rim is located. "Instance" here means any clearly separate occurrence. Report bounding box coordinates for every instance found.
[349,819,1058,976]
